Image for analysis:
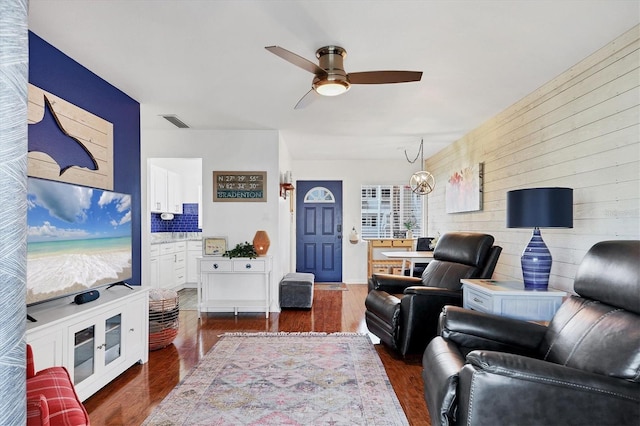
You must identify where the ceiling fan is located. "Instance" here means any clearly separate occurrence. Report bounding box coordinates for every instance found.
[265,45,423,109]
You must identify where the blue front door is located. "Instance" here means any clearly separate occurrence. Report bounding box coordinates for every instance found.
[295,181,343,282]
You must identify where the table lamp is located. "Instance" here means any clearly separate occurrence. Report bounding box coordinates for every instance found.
[506,187,573,290]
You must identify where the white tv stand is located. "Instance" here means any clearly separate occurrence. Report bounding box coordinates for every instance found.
[26,285,149,401]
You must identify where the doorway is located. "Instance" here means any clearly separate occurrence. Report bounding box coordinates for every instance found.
[295,181,343,282]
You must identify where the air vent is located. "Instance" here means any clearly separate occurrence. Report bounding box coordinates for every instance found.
[161,115,189,128]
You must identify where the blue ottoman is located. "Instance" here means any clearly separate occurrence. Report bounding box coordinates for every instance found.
[279,272,315,309]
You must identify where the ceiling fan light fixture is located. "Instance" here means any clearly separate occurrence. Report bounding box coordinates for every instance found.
[265,44,422,108]
[313,79,350,96]
[410,170,435,195]
[406,139,435,195]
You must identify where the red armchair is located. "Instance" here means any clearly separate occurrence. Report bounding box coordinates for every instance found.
[26,344,90,426]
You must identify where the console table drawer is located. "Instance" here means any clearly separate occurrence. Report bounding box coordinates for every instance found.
[371,240,393,247]
[464,287,491,312]
[200,259,232,272]
[233,259,266,272]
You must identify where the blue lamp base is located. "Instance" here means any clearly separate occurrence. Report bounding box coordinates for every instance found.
[521,227,552,290]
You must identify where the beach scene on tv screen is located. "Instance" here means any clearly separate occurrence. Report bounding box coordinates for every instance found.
[27,178,132,305]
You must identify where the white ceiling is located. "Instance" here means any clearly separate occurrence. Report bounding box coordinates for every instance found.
[28,1,639,161]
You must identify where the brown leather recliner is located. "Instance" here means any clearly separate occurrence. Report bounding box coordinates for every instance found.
[365,232,502,357]
[422,240,640,425]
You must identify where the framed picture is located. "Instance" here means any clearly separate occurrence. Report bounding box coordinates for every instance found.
[203,236,227,256]
[213,171,267,202]
[446,162,484,213]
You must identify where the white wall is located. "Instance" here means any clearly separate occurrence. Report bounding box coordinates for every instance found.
[141,128,283,310]
[292,159,421,283]
[278,135,295,276]
[424,25,640,293]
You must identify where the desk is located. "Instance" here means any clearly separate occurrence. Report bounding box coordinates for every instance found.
[461,279,566,321]
[197,256,272,318]
[381,251,434,276]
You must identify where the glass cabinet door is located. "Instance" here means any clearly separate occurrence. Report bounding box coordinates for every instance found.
[74,325,95,384]
[104,314,122,366]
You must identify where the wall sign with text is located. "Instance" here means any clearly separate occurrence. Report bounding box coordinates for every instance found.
[213,171,267,202]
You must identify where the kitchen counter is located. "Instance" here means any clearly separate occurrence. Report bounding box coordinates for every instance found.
[151,232,202,244]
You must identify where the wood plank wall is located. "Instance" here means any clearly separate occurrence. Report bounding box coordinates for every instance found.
[425,25,640,293]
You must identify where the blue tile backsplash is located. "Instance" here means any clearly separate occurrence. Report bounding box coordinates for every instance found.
[151,203,202,233]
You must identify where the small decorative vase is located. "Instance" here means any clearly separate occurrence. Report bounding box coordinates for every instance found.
[253,230,270,256]
[406,230,413,239]
[349,227,359,244]
[521,227,552,290]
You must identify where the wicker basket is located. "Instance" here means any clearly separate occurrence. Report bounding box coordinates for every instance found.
[148,289,179,351]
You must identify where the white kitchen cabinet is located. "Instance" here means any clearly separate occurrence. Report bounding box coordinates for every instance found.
[149,244,159,287]
[167,170,183,214]
[155,242,186,289]
[159,253,175,289]
[174,241,186,286]
[149,165,183,214]
[149,164,168,213]
[186,240,203,285]
[26,286,149,402]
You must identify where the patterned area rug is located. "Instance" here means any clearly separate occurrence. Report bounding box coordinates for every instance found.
[142,333,408,425]
[315,282,349,291]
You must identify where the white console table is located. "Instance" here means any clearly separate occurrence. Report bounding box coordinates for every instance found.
[462,279,566,322]
[197,256,273,318]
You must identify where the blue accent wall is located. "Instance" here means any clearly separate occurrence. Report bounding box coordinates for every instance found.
[151,203,201,233]
[28,31,142,285]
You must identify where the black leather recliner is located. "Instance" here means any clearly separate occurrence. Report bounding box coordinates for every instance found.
[422,240,640,426]
[365,232,502,357]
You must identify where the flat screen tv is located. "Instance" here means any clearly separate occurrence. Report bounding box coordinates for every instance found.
[27,177,132,306]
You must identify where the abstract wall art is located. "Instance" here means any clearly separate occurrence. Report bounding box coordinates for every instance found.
[446,162,484,213]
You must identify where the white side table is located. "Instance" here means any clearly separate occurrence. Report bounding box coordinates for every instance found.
[461,279,566,321]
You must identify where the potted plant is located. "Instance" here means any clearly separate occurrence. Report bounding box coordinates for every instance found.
[403,218,416,239]
[223,242,258,259]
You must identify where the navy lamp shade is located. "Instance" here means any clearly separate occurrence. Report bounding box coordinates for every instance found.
[507,188,573,290]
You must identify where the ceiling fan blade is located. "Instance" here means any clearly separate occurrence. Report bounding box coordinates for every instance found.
[348,71,423,84]
[265,46,327,76]
[294,89,319,110]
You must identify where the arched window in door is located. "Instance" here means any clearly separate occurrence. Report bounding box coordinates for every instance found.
[303,186,335,203]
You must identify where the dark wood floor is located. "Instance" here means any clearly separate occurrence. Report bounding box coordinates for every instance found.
[83,284,431,425]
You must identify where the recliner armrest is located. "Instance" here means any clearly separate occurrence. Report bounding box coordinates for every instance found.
[370,273,421,294]
[458,350,640,425]
[404,286,461,298]
[396,287,463,356]
[440,306,546,356]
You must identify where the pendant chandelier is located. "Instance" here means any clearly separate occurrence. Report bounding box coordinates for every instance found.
[405,139,435,195]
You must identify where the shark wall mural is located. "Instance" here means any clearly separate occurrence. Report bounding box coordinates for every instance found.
[27,84,114,190]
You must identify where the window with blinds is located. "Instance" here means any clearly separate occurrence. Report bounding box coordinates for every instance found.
[360,185,423,239]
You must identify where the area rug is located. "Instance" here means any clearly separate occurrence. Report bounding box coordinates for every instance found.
[142,333,408,425]
[315,282,349,291]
